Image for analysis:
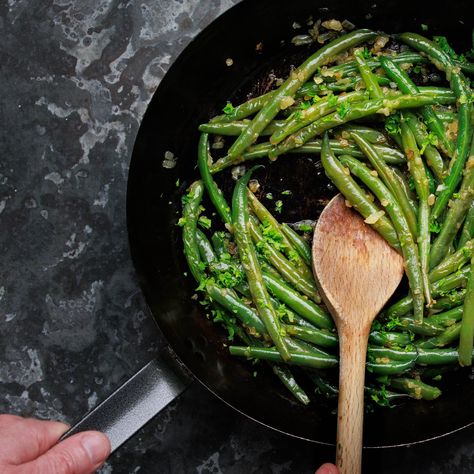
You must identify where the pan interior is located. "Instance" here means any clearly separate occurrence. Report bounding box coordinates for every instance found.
[126,0,474,447]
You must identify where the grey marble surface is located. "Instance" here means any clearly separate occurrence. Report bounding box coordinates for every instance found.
[1,0,474,472]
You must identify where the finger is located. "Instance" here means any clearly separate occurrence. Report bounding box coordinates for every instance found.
[0,414,69,464]
[17,431,111,474]
[315,463,339,474]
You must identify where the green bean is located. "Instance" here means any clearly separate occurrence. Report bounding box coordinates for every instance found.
[199,120,286,136]
[458,202,474,249]
[211,231,229,259]
[339,124,387,145]
[270,91,368,145]
[249,220,319,302]
[196,229,217,265]
[271,365,310,404]
[398,33,473,221]
[270,93,456,160]
[197,133,232,224]
[430,133,474,267]
[368,330,413,348]
[248,190,313,279]
[326,51,426,78]
[182,181,205,282]
[379,56,454,157]
[210,138,406,173]
[417,323,461,350]
[283,324,338,349]
[211,90,276,123]
[458,257,474,366]
[366,358,415,375]
[349,131,419,237]
[229,345,338,369]
[225,30,377,160]
[391,167,418,217]
[296,74,390,98]
[320,134,400,249]
[285,336,333,357]
[309,373,338,398]
[403,112,446,181]
[400,118,432,306]
[232,168,290,360]
[368,346,418,363]
[390,378,441,400]
[262,270,333,329]
[339,154,425,322]
[429,239,474,282]
[397,317,444,337]
[435,110,457,123]
[354,49,383,99]
[432,289,466,310]
[417,346,462,365]
[428,306,463,327]
[204,284,266,336]
[280,223,312,266]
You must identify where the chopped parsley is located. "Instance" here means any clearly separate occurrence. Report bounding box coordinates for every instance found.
[327,93,338,107]
[362,47,373,60]
[337,102,351,118]
[222,102,235,115]
[275,200,283,213]
[281,190,292,196]
[385,114,401,135]
[265,192,274,200]
[421,23,428,31]
[430,220,441,234]
[420,132,438,154]
[198,215,212,229]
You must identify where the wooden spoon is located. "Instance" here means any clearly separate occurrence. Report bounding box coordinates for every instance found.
[312,194,404,474]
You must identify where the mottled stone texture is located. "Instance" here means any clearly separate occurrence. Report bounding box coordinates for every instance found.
[1,1,473,472]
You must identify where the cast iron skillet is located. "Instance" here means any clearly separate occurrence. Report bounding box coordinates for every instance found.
[67,0,474,452]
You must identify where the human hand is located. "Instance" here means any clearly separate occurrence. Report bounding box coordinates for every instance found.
[0,414,110,474]
[315,463,339,474]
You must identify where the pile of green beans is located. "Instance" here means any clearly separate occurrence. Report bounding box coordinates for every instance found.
[180,26,474,407]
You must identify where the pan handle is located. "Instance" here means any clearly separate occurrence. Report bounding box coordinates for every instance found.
[61,348,193,453]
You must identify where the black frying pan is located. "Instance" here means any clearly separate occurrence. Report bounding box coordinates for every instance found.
[66,0,474,453]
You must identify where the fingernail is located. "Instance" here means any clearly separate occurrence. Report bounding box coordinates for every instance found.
[81,432,110,465]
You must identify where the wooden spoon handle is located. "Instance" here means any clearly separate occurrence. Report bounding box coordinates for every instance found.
[335,330,369,474]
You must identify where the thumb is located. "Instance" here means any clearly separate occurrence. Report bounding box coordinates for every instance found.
[18,431,111,474]
[315,463,339,474]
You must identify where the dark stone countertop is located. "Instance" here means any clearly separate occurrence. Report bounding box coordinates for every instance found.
[1,1,474,472]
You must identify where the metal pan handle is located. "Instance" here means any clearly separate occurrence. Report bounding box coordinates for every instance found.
[61,349,193,453]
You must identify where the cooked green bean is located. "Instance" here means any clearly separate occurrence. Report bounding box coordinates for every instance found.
[198,133,232,224]
[354,49,383,99]
[199,119,285,136]
[417,323,462,350]
[229,345,338,369]
[428,306,463,327]
[283,324,338,348]
[272,365,310,404]
[280,223,312,266]
[403,112,446,181]
[400,117,432,307]
[429,239,474,282]
[458,257,474,366]
[390,378,441,400]
[458,202,474,249]
[368,330,412,348]
[262,270,332,329]
[232,168,290,360]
